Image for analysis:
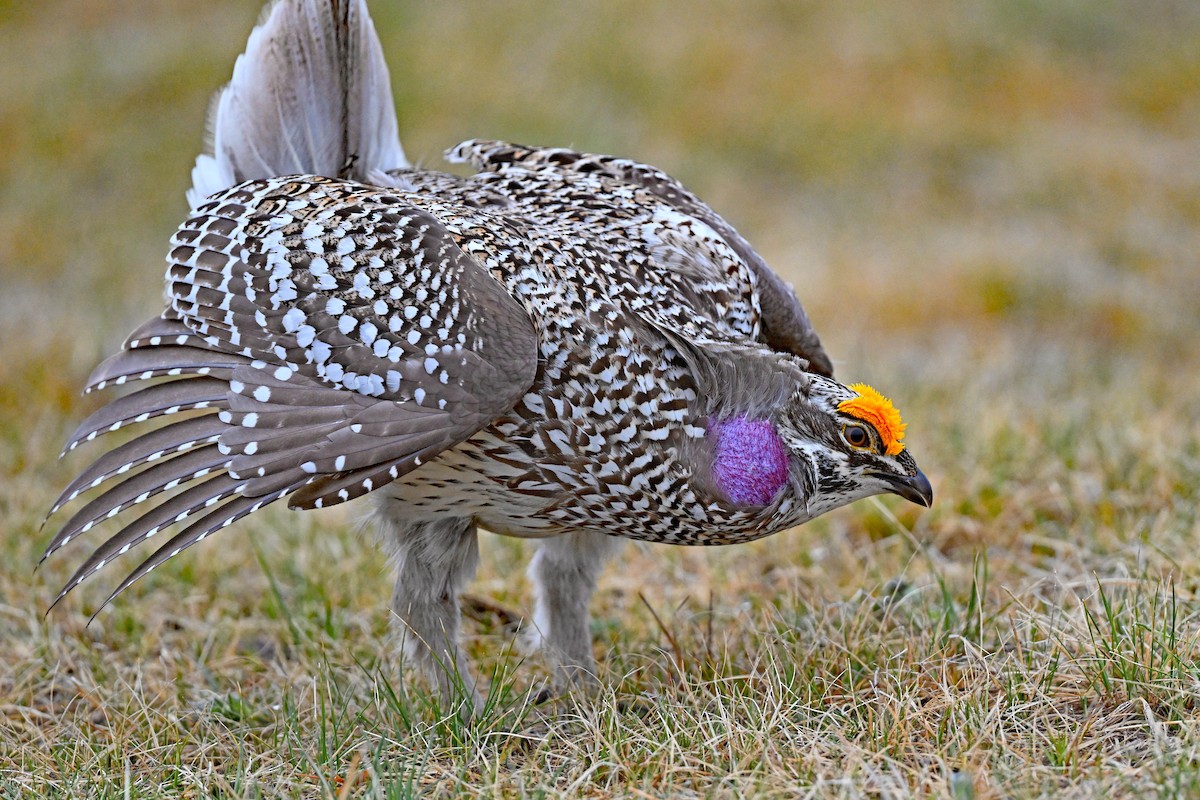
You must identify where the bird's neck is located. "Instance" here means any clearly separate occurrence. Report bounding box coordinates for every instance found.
[707,415,789,507]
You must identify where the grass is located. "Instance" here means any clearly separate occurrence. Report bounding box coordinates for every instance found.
[2,0,1200,796]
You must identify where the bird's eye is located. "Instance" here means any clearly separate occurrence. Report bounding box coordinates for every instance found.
[843,424,872,450]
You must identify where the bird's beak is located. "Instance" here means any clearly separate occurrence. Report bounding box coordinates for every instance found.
[883,469,933,508]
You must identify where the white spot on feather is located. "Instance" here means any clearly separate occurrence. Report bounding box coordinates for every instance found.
[282,308,305,332]
[310,340,332,364]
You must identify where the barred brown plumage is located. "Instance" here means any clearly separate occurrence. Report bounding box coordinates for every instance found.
[44,0,932,712]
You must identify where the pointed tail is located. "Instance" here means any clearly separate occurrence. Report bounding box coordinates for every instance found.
[188,0,408,206]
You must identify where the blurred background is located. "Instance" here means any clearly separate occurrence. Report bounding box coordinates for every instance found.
[1,0,1198,615]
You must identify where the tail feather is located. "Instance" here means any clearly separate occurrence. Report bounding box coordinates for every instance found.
[188,0,408,206]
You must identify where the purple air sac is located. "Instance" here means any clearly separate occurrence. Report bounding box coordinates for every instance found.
[708,416,789,507]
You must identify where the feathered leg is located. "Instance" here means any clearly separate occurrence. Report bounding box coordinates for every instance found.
[526,531,624,689]
[378,514,482,714]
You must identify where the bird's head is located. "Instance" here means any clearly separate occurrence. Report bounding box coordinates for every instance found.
[706,375,932,524]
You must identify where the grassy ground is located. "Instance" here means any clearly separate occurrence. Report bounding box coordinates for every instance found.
[2,0,1199,796]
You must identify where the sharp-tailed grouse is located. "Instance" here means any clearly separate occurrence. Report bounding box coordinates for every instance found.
[45,0,933,710]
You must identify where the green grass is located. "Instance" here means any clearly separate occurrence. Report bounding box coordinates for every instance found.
[2,0,1200,796]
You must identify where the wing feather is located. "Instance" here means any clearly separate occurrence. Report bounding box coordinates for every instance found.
[86,347,247,392]
[50,415,227,514]
[450,140,834,376]
[47,179,539,612]
[64,378,228,453]
[46,446,231,559]
[93,484,300,614]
